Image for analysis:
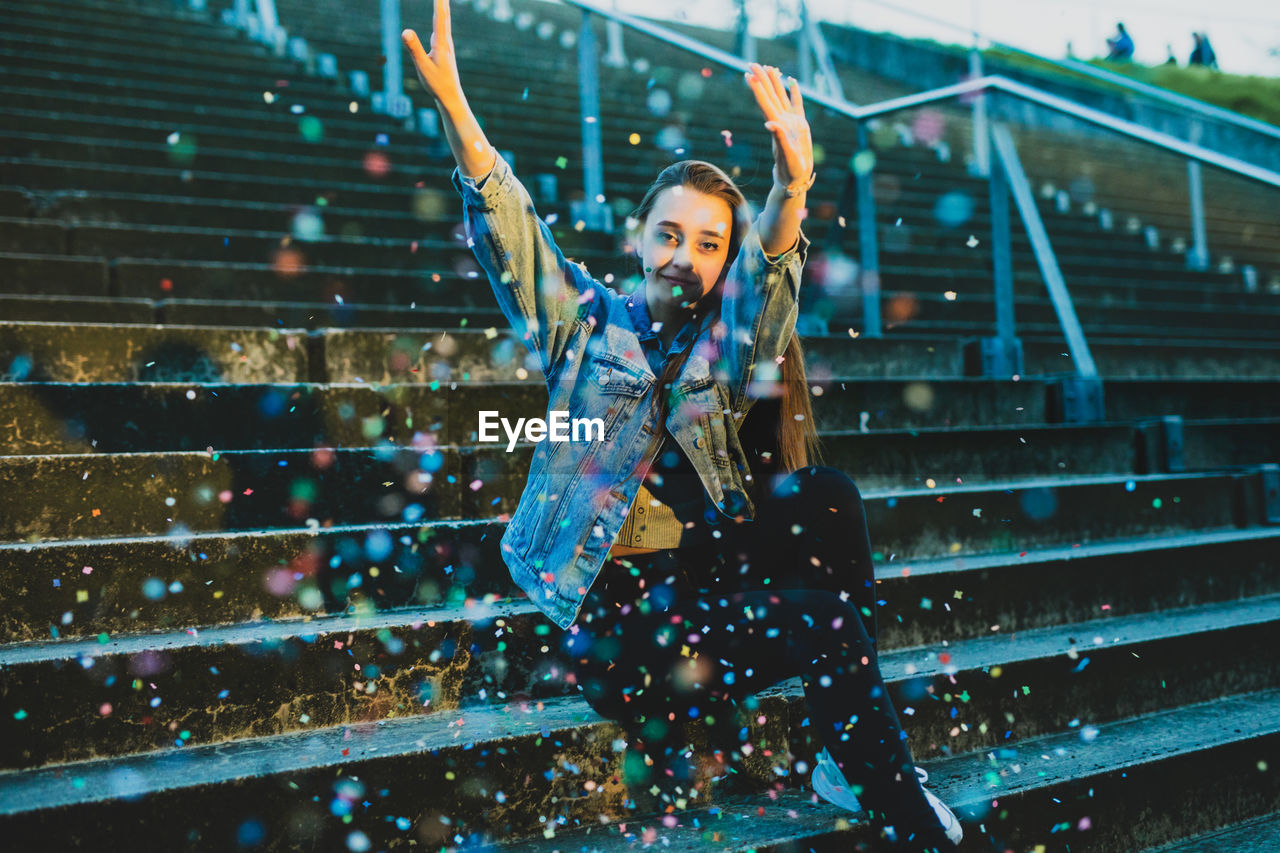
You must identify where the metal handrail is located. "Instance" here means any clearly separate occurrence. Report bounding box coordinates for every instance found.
[561,0,1280,190]
[843,0,1280,144]
[472,0,1280,417]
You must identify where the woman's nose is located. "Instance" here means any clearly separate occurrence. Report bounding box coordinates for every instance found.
[671,241,693,268]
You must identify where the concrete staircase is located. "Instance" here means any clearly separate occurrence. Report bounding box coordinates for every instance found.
[1,0,1278,850]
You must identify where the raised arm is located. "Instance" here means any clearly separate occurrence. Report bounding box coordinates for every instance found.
[401,0,494,179]
[719,63,815,411]
[403,0,597,378]
[745,63,814,257]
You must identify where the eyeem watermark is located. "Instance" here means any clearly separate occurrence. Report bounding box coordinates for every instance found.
[478,411,605,452]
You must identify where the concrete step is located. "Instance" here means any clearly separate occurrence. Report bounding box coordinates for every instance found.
[0,215,614,275]
[800,333,1280,379]
[0,185,450,241]
[3,446,1273,552]
[10,321,1280,385]
[0,207,1247,301]
[4,576,1279,777]
[8,376,1278,454]
[0,293,507,329]
[1,320,312,383]
[502,688,1280,852]
[2,156,422,212]
[858,291,1280,336]
[861,316,1280,344]
[1,628,1276,850]
[1143,811,1280,852]
[0,445,463,540]
[2,492,1274,639]
[0,294,155,324]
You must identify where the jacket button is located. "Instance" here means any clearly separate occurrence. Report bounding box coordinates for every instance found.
[694,437,704,449]
[634,535,642,542]
[637,506,645,514]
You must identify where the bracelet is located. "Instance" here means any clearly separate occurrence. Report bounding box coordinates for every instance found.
[776,170,817,198]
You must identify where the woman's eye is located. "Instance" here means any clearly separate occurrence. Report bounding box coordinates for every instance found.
[701,242,720,252]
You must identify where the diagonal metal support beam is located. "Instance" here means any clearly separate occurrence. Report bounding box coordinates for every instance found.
[990,123,1097,379]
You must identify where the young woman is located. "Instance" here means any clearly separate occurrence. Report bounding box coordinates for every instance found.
[404,2,961,848]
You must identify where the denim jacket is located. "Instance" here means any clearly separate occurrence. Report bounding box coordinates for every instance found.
[452,150,809,630]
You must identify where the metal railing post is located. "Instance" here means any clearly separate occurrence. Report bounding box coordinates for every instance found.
[603,2,627,69]
[855,122,882,338]
[969,49,990,177]
[798,1,813,88]
[578,10,607,231]
[1186,159,1209,271]
[379,0,407,118]
[990,123,1098,380]
[255,0,279,43]
[800,0,844,101]
[734,0,756,64]
[988,139,1015,348]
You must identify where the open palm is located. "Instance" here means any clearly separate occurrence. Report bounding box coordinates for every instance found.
[744,63,814,189]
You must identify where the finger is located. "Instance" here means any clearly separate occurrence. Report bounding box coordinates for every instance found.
[744,69,780,120]
[766,66,791,111]
[402,29,430,67]
[787,76,806,114]
[746,63,781,108]
[760,65,789,115]
[439,0,453,48]
[747,64,785,118]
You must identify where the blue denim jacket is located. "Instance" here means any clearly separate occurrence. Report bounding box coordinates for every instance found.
[452,150,809,630]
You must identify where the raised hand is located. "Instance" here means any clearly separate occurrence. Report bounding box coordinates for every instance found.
[402,0,464,107]
[743,63,814,192]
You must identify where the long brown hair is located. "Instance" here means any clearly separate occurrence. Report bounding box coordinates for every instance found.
[626,160,822,482]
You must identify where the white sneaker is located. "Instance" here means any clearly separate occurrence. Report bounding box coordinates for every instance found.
[810,747,862,812]
[915,766,963,845]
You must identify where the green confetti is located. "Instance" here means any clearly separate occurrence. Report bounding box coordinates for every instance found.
[556,156,568,169]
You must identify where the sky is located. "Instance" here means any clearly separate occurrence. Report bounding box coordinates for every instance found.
[568,0,1280,77]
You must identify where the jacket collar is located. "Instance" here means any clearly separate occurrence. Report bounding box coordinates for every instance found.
[625,281,701,356]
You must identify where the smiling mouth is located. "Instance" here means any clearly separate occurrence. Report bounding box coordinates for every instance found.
[663,274,696,287]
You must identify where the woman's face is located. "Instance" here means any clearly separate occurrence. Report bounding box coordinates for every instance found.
[637,185,734,313]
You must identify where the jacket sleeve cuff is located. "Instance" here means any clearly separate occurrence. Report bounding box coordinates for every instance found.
[752,227,810,270]
[450,147,512,212]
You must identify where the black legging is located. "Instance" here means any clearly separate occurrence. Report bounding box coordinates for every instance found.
[562,466,953,850]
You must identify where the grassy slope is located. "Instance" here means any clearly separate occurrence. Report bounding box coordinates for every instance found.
[982,46,1280,127]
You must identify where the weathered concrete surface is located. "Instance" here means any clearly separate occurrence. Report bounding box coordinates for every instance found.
[0,381,442,454]
[1146,812,1280,853]
[0,252,108,296]
[5,573,1276,785]
[0,321,308,382]
[0,447,460,540]
[0,521,502,641]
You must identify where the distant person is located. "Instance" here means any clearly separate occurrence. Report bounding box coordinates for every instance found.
[1106,22,1134,61]
[1165,43,1178,65]
[1190,32,1218,69]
